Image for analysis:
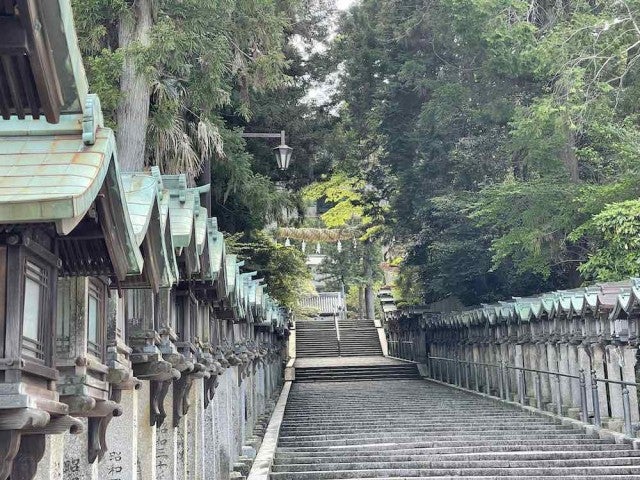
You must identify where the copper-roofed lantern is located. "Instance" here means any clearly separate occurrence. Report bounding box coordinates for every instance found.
[0,0,147,468]
[0,0,154,473]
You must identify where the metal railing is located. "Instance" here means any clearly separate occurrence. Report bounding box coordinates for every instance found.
[428,356,639,438]
[388,338,416,361]
[334,312,341,356]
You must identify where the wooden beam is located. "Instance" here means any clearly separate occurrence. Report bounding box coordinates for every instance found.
[17,0,63,123]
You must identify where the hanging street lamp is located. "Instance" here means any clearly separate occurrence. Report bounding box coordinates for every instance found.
[241,130,293,170]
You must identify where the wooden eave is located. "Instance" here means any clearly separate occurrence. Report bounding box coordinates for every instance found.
[0,0,62,122]
[54,155,142,280]
[0,0,88,123]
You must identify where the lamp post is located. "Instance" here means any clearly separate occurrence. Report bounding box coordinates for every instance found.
[241,130,293,170]
[197,131,292,214]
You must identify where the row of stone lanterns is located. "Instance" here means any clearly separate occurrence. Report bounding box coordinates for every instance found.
[0,2,290,478]
[382,281,640,437]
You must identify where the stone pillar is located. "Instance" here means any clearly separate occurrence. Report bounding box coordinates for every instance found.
[566,343,582,419]
[577,344,593,413]
[136,381,157,480]
[178,380,204,480]
[215,370,230,480]
[523,342,537,405]
[591,344,609,423]
[230,368,242,463]
[203,393,216,479]
[546,343,560,412]
[240,374,247,445]
[196,378,206,478]
[256,363,265,417]
[621,346,639,422]
[34,435,64,480]
[156,385,177,480]
[605,345,625,424]
[217,369,232,480]
[63,419,98,480]
[536,342,551,404]
[501,342,515,399]
[98,388,139,480]
[489,343,500,396]
[557,342,572,414]
[176,414,187,480]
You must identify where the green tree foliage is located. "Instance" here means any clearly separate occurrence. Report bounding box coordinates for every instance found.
[303,173,366,227]
[329,0,640,305]
[72,0,334,304]
[226,231,313,310]
[570,200,640,282]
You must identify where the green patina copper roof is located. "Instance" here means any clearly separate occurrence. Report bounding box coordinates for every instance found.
[0,125,115,234]
[104,156,145,276]
[121,174,157,246]
[423,278,640,330]
[194,206,207,255]
[121,171,184,289]
[150,168,179,284]
[225,254,239,294]
[206,218,224,281]
[168,185,195,249]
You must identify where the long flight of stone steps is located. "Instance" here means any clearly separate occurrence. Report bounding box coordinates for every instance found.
[295,318,383,358]
[338,319,383,356]
[271,380,640,479]
[295,363,420,382]
[296,319,339,357]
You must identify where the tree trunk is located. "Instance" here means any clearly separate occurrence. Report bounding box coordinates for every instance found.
[363,245,375,320]
[364,283,375,321]
[117,0,153,172]
[560,121,579,182]
[197,156,212,215]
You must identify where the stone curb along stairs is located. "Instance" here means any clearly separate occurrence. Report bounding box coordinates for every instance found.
[246,381,293,480]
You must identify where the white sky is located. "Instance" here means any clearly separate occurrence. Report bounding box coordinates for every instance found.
[299,0,358,107]
[336,0,357,10]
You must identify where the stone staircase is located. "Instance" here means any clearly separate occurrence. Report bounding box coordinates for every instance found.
[338,318,383,356]
[295,363,420,382]
[295,318,383,358]
[271,380,640,479]
[296,319,339,357]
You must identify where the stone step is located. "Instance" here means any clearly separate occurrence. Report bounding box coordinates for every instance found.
[276,433,595,448]
[297,353,341,356]
[294,365,418,382]
[272,456,640,472]
[275,476,640,480]
[296,334,336,336]
[276,442,634,456]
[279,421,564,430]
[272,375,637,479]
[274,449,640,464]
[270,466,640,479]
[271,473,640,480]
[281,409,534,415]
[294,368,416,376]
[279,423,568,432]
[294,376,423,382]
[278,425,578,436]
[340,351,383,356]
